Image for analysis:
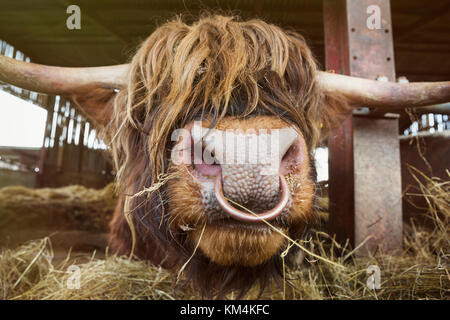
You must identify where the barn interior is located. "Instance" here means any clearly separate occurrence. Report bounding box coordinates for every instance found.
[0,0,448,299]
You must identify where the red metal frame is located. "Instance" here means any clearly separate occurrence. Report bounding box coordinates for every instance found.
[324,0,403,255]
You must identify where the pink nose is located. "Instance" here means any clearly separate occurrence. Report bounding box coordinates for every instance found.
[214,174,290,222]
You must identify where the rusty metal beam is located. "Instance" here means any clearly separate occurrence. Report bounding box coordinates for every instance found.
[323,0,355,247]
[324,0,403,255]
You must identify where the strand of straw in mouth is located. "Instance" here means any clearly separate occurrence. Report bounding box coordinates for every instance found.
[225,197,346,270]
[130,172,178,199]
[127,172,178,232]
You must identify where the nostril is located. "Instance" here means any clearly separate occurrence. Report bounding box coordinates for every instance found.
[192,142,222,177]
[194,162,221,176]
[280,138,303,175]
[281,144,295,162]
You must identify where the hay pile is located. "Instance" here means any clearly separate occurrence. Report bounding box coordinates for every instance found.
[0,184,116,251]
[0,171,448,300]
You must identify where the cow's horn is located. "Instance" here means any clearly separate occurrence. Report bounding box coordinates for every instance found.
[2,54,450,110]
[317,71,450,109]
[0,55,128,95]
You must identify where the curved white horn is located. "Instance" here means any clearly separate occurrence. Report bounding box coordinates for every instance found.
[317,71,450,109]
[0,55,128,95]
[2,54,450,111]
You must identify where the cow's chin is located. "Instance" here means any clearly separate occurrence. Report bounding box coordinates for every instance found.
[190,224,286,267]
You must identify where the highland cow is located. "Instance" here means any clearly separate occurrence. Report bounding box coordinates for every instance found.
[1,15,449,298]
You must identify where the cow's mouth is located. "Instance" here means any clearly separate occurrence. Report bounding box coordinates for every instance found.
[210,218,275,232]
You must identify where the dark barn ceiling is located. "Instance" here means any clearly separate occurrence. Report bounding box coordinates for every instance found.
[0,0,449,82]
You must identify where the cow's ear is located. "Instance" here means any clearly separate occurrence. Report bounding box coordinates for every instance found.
[70,85,117,128]
[317,92,352,137]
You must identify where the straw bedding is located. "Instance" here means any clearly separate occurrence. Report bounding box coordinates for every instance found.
[0,170,448,300]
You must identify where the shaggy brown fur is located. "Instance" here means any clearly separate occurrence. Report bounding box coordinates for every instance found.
[105,14,350,298]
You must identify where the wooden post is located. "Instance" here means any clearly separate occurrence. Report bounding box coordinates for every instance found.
[37,95,55,187]
[324,0,403,255]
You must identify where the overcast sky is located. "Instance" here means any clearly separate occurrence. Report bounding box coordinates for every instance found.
[0,90,47,148]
